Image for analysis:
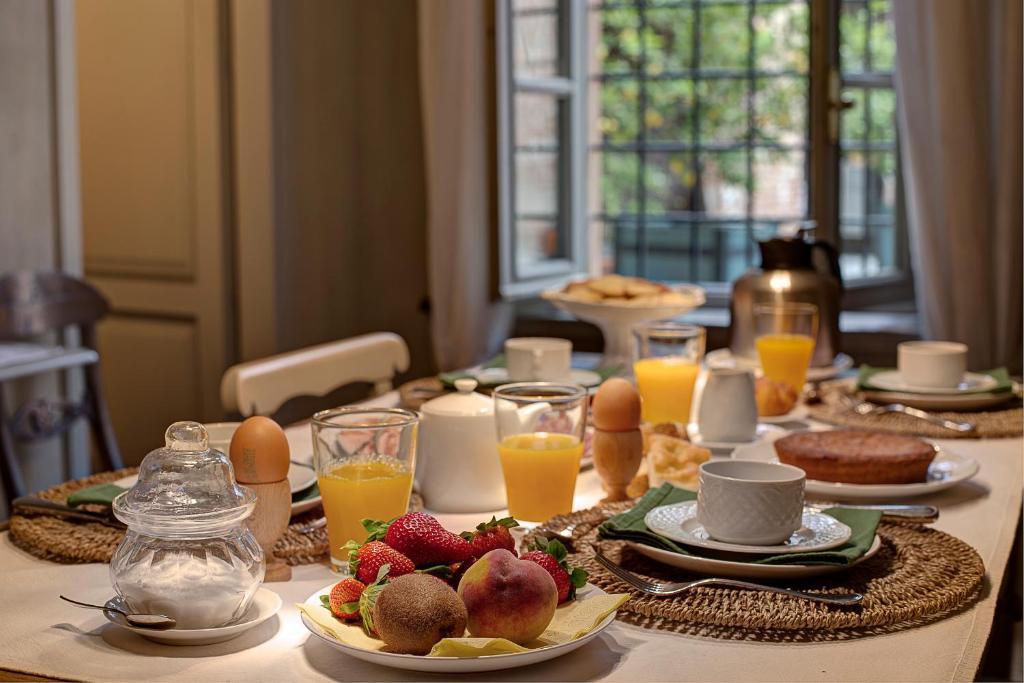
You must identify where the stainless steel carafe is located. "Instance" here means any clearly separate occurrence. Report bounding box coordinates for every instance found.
[728,232,843,367]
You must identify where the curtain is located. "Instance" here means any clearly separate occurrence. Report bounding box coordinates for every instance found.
[892,0,1023,371]
[418,1,512,371]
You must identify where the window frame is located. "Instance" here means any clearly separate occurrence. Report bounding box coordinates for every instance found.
[497,0,914,308]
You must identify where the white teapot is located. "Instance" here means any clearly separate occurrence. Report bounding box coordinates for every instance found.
[417,379,547,513]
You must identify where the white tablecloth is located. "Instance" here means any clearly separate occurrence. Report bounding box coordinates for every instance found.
[0,410,1020,682]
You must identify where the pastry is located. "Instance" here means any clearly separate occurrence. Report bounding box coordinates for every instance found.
[555,275,685,307]
[773,430,937,484]
[755,377,799,416]
[647,434,711,489]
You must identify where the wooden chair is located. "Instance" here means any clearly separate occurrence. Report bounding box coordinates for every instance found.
[220,332,411,419]
[0,271,123,500]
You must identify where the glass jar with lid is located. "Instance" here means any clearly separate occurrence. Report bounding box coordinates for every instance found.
[110,421,265,629]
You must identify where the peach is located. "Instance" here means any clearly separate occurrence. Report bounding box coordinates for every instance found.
[457,549,557,645]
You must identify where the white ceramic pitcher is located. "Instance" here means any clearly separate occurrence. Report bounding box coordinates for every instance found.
[695,367,758,443]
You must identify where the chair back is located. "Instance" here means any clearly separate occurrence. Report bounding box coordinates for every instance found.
[0,271,109,341]
[220,332,410,418]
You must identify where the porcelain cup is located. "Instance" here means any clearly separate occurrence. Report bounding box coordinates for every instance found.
[505,337,572,382]
[898,341,967,389]
[695,368,758,442]
[697,459,805,545]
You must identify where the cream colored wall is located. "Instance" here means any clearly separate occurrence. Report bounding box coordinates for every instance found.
[0,0,88,509]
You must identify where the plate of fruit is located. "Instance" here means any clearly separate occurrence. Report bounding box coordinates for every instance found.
[297,512,627,673]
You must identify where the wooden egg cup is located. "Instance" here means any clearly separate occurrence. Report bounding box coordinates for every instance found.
[592,428,644,502]
[245,479,292,582]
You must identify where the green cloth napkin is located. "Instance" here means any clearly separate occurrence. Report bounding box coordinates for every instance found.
[598,483,881,566]
[68,480,322,507]
[857,365,1013,394]
[67,482,126,507]
[439,354,623,388]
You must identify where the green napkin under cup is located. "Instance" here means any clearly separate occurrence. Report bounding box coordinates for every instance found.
[598,483,881,566]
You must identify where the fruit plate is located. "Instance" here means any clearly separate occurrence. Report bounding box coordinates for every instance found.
[299,582,618,673]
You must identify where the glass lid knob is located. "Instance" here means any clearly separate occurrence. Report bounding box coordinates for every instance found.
[165,421,210,452]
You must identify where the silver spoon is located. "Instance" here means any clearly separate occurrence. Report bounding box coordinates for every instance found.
[60,595,177,630]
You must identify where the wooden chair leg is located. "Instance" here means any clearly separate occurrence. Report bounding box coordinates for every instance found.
[84,361,123,471]
[0,382,27,500]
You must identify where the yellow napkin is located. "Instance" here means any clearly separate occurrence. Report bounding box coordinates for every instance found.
[296,592,628,659]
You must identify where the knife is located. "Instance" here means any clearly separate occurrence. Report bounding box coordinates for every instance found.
[12,496,126,529]
[809,503,939,524]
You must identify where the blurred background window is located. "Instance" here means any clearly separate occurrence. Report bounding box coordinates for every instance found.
[499,0,910,308]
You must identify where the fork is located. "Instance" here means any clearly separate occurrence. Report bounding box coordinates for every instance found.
[592,548,863,606]
[839,394,975,433]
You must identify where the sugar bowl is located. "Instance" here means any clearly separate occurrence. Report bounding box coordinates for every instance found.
[110,421,265,629]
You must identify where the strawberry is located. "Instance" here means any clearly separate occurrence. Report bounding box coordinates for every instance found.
[342,540,415,584]
[383,512,472,566]
[320,578,365,620]
[520,538,587,604]
[461,516,519,558]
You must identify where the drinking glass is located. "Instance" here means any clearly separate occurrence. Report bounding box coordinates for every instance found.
[633,323,706,424]
[311,407,418,571]
[493,383,587,523]
[754,302,819,392]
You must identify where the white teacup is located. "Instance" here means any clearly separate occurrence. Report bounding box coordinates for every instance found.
[898,341,967,389]
[697,460,805,545]
[695,368,758,442]
[505,337,572,382]
[204,422,240,456]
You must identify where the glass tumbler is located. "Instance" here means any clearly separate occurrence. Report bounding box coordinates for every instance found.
[633,322,707,424]
[753,302,819,392]
[493,382,587,523]
[311,407,418,570]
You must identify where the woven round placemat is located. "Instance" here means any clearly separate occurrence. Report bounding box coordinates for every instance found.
[524,502,985,641]
[806,382,1023,439]
[9,468,422,566]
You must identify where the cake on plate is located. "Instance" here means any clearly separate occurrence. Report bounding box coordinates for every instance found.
[773,429,937,484]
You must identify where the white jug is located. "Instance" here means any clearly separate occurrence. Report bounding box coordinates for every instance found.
[695,368,758,443]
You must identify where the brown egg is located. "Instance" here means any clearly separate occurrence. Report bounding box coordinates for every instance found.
[229,416,290,484]
[591,378,642,432]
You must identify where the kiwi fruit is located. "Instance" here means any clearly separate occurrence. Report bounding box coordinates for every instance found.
[372,574,468,655]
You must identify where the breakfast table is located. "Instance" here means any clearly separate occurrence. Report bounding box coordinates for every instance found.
[0,390,1020,682]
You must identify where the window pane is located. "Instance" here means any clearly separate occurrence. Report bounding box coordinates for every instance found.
[755,76,806,145]
[752,148,806,218]
[516,92,559,148]
[646,79,695,142]
[697,79,748,144]
[867,151,897,217]
[754,2,809,73]
[515,218,563,274]
[644,153,696,213]
[513,0,561,78]
[597,6,640,74]
[644,8,695,74]
[839,152,866,222]
[839,1,867,73]
[701,4,750,69]
[597,79,640,143]
[839,87,867,143]
[869,0,896,72]
[700,151,749,218]
[515,151,559,216]
[598,151,639,216]
[868,89,896,142]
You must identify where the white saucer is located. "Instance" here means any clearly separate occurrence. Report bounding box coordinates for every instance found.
[102,588,281,645]
[867,370,999,395]
[706,349,854,382]
[732,440,981,500]
[299,582,618,673]
[686,423,787,450]
[758,404,810,424]
[644,501,852,555]
[627,533,882,579]
[471,367,603,388]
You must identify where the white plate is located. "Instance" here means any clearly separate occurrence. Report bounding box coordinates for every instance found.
[732,440,981,500]
[644,501,852,555]
[627,533,882,579]
[102,588,281,646]
[299,582,617,674]
[470,367,603,388]
[706,349,854,382]
[757,403,810,424]
[686,422,787,450]
[867,370,999,395]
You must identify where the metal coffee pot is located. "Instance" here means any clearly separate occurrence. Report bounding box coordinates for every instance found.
[729,229,843,367]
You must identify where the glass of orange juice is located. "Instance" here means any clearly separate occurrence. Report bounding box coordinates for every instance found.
[311,407,417,571]
[633,323,706,424]
[493,383,587,523]
[754,302,819,392]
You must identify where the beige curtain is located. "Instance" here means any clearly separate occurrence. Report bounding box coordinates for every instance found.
[892,0,1023,371]
[418,1,512,371]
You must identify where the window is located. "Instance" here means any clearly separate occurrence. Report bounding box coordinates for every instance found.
[498,0,909,306]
